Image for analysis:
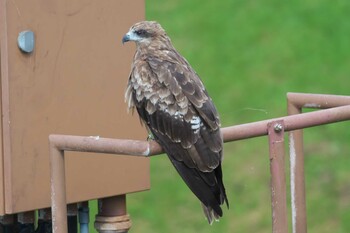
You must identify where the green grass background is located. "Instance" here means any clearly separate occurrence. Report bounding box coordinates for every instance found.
[90,1,350,232]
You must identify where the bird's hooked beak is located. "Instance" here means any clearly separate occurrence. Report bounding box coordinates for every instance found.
[122,32,131,44]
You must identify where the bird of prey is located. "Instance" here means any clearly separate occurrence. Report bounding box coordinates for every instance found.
[122,21,229,224]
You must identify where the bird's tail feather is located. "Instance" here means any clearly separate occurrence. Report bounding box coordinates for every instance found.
[201,203,221,225]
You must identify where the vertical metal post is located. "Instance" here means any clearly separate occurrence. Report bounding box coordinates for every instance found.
[288,101,307,233]
[94,195,131,233]
[79,202,90,233]
[268,120,288,233]
[49,142,68,233]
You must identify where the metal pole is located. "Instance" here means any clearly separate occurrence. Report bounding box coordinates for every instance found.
[50,141,67,233]
[95,195,131,233]
[79,202,89,233]
[287,98,307,233]
[222,105,350,142]
[285,92,350,233]
[268,120,288,233]
[49,101,350,233]
[287,92,350,109]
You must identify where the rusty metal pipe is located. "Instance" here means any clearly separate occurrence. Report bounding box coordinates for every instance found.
[49,142,67,233]
[49,134,163,157]
[98,196,126,217]
[287,92,350,109]
[50,99,350,233]
[285,93,350,233]
[222,105,350,142]
[78,202,89,233]
[95,195,131,233]
[287,98,307,233]
[48,105,350,158]
[268,120,288,233]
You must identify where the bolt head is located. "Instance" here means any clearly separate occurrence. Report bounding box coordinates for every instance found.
[18,30,35,53]
[274,123,283,132]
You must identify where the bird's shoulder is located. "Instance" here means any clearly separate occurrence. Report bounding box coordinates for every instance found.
[131,48,221,131]
[130,48,223,171]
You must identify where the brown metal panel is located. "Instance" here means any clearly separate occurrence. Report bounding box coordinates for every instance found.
[1,0,148,214]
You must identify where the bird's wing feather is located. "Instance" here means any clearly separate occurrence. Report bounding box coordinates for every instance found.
[134,97,225,215]
[129,47,227,221]
[147,53,222,148]
[148,54,220,125]
[130,53,223,170]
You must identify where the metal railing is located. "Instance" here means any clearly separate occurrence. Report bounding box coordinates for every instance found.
[49,93,350,233]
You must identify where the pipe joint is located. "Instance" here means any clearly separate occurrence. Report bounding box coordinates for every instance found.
[94,214,131,233]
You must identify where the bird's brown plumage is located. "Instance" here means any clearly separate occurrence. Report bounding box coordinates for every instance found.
[123,21,228,224]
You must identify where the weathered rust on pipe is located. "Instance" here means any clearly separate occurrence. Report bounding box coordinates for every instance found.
[286,93,350,233]
[287,98,307,233]
[287,92,350,109]
[48,104,350,158]
[50,96,350,233]
[50,141,67,233]
[268,120,288,233]
[222,105,350,142]
[48,134,163,157]
[97,196,127,217]
[95,195,131,233]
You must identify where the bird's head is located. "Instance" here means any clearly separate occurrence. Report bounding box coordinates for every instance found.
[122,21,167,46]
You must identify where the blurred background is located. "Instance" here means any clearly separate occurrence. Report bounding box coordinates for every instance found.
[93,0,350,232]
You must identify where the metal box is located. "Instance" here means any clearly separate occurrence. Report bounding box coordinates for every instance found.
[0,0,149,214]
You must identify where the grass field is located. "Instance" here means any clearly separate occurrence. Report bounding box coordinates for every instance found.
[91,1,350,232]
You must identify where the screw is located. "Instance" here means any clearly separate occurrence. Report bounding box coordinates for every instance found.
[274,123,283,132]
[17,30,35,53]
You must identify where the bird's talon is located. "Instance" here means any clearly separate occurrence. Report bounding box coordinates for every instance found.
[147,134,155,141]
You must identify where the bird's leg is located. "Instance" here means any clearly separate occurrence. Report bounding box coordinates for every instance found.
[145,126,155,141]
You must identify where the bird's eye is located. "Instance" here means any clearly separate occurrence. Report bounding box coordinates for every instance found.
[135,29,147,37]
